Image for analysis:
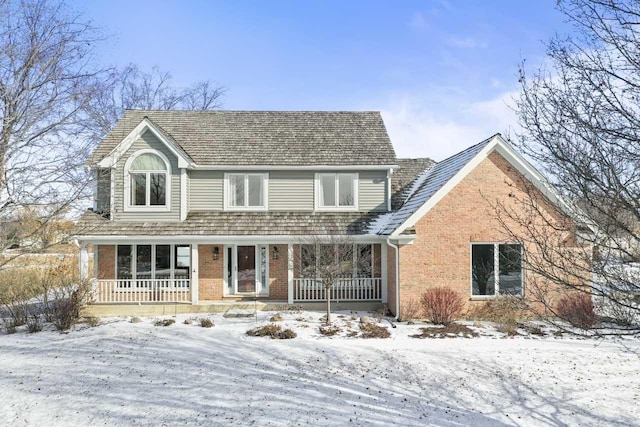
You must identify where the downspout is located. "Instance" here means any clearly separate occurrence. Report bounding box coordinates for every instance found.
[386,238,401,320]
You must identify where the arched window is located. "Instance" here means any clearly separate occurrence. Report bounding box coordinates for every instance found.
[125,151,171,210]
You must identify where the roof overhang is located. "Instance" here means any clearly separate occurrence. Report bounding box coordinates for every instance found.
[190,164,399,171]
[390,134,598,236]
[96,118,193,169]
[75,234,389,244]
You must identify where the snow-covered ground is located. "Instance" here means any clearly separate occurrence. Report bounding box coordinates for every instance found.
[1,311,639,426]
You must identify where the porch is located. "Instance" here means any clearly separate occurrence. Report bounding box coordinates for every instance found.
[83,241,388,306]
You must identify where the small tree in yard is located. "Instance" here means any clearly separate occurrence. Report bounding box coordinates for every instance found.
[295,235,375,326]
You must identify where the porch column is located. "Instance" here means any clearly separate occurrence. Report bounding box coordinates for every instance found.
[287,243,294,304]
[191,244,199,305]
[79,243,89,281]
[381,243,388,303]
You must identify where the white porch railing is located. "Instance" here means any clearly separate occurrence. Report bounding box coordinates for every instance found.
[293,278,382,302]
[94,279,191,303]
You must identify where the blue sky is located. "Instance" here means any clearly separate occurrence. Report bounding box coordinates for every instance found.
[78,0,568,160]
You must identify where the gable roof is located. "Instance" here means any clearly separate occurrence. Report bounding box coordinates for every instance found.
[90,110,397,167]
[378,134,496,235]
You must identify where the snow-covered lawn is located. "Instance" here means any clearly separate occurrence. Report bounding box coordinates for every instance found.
[1,311,639,426]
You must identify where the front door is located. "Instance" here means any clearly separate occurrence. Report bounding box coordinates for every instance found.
[236,245,256,293]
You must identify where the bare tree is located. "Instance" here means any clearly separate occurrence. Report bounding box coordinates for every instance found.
[294,235,376,325]
[84,64,225,140]
[0,0,105,255]
[513,0,640,332]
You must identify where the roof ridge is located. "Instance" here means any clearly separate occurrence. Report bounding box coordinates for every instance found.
[123,109,382,114]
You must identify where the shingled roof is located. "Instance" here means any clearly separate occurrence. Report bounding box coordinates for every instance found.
[90,110,397,166]
[75,211,383,237]
[390,158,436,211]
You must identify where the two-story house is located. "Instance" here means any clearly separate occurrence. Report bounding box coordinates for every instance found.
[75,110,584,317]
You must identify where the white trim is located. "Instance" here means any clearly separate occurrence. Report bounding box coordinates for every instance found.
[223,172,269,211]
[386,169,393,212]
[97,118,192,169]
[79,243,89,280]
[193,164,398,171]
[109,167,115,220]
[314,172,359,211]
[381,243,388,303]
[123,149,172,213]
[191,244,199,304]
[287,243,294,304]
[180,168,187,221]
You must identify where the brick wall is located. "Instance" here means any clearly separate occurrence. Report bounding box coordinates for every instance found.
[198,244,225,301]
[269,244,288,300]
[97,245,115,280]
[396,151,575,314]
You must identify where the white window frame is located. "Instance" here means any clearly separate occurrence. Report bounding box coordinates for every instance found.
[469,242,524,299]
[314,173,359,211]
[223,173,269,211]
[123,149,172,212]
[115,244,191,286]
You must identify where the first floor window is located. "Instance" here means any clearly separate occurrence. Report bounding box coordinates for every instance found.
[299,243,374,279]
[471,243,523,296]
[226,173,266,209]
[318,173,357,209]
[116,244,190,285]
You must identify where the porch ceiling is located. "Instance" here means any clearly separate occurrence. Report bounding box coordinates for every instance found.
[74,210,383,237]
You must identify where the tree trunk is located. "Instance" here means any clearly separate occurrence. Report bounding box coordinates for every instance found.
[326,288,331,326]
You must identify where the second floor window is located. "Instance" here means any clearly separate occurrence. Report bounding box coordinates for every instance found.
[317,173,357,209]
[126,151,170,211]
[225,173,267,210]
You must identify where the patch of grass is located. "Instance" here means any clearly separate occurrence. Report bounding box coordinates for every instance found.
[319,325,341,336]
[154,318,175,327]
[411,323,479,339]
[200,318,214,328]
[246,323,296,339]
[359,323,391,339]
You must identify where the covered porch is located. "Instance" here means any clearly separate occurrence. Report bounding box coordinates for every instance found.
[81,239,388,305]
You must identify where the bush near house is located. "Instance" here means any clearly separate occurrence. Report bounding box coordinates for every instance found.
[557,293,597,329]
[467,295,529,335]
[247,324,297,339]
[420,287,464,325]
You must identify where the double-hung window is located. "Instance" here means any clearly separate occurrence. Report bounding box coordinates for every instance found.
[317,173,358,210]
[125,151,170,211]
[471,243,523,297]
[225,173,268,210]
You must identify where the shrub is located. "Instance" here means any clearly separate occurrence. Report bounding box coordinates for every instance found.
[27,314,42,333]
[84,316,100,327]
[467,295,528,335]
[359,323,391,339]
[200,318,214,328]
[400,298,422,321]
[47,280,91,331]
[420,287,464,325]
[246,323,296,339]
[411,324,479,339]
[2,318,17,334]
[154,318,176,327]
[557,293,597,329]
[319,325,341,336]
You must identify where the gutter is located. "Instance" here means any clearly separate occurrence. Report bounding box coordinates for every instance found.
[386,238,401,320]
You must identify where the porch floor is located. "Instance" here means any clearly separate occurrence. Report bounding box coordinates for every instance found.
[82,300,385,318]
